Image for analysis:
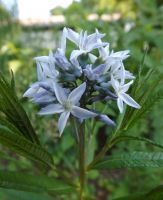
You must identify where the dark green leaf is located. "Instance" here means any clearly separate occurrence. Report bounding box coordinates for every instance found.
[10,69,15,92]
[0,125,53,167]
[0,71,39,144]
[0,189,54,200]
[112,135,163,150]
[93,152,163,169]
[0,171,75,195]
[113,185,163,200]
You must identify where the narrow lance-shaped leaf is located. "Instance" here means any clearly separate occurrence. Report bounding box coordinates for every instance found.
[93,152,163,170]
[0,189,54,200]
[112,135,163,151]
[0,171,75,195]
[0,71,39,144]
[0,125,53,168]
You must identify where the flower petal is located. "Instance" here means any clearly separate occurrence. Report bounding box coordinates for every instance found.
[70,50,85,60]
[117,98,124,113]
[23,83,40,97]
[58,112,70,136]
[53,83,68,104]
[66,28,79,46]
[110,50,130,60]
[111,76,119,92]
[36,62,45,81]
[61,27,67,53]
[68,82,86,104]
[55,48,71,70]
[93,64,106,75]
[38,104,64,115]
[71,106,97,119]
[120,93,140,109]
[121,80,133,93]
[88,53,97,63]
[34,56,49,62]
[98,114,116,126]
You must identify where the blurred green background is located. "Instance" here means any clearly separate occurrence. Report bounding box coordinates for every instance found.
[0,0,163,199]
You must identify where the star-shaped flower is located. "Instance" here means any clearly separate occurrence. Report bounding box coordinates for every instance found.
[111,76,140,113]
[62,28,107,61]
[38,82,97,135]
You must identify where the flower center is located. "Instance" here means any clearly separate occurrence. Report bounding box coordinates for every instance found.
[63,100,73,111]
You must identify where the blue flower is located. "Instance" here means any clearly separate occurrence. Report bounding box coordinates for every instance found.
[111,76,140,113]
[83,64,106,81]
[38,82,97,135]
[62,28,107,61]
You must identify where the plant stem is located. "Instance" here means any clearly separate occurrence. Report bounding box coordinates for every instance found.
[87,134,118,170]
[79,122,85,200]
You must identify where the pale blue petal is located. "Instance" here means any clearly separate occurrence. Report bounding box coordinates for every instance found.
[87,31,105,48]
[36,62,45,81]
[119,63,125,85]
[23,87,38,98]
[111,50,130,60]
[120,93,140,109]
[68,82,86,104]
[111,76,119,92]
[55,48,71,70]
[61,27,67,53]
[98,114,116,126]
[124,70,135,79]
[88,53,97,63]
[70,50,85,60]
[23,83,39,97]
[38,104,64,115]
[32,93,56,104]
[121,80,133,93]
[88,42,108,52]
[117,98,124,113]
[99,44,110,59]
[66,28,79,46]
[53,83,68,104]
[58,112,70,136]
[34,56,49,62]
[71,106,97,119]
[93,64,106,75]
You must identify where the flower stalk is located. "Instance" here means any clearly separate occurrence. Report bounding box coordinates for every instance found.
[79,122,86,200]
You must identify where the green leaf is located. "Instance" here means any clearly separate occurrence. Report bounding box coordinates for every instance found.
[0,71,39,144]
[0,171,75,195]
[113,185,163,200]
[93,152,163,169]
[112,135,163,150]
[0,125,53,167]
[0,115,23,136]
[10,69,15,92]
[0,189,54,200]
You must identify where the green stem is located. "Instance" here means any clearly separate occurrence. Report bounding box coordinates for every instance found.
[87,132,119,170]
[79,122,85,200]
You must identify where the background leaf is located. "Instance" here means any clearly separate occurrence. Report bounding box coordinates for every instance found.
[0,171,75,195]
[93,152,163,170]
[0,125,53,167]
[0,189,54,200]
[113,185,163,200]
[0,72,39,144]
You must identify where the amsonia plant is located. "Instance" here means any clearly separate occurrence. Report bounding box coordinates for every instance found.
[0,28,163,200]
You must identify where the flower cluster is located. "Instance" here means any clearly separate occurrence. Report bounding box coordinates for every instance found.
[23,28,140,135]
